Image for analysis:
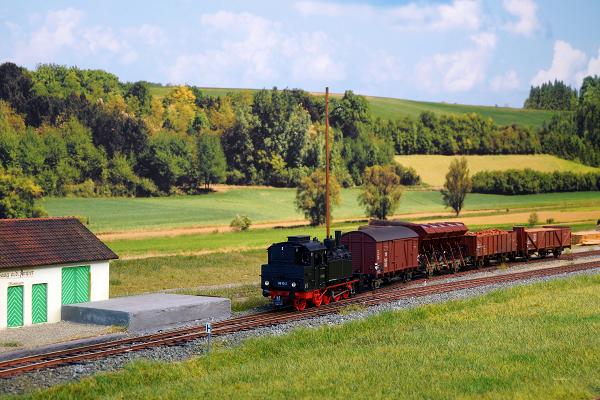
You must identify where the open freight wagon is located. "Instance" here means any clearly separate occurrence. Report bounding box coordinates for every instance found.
[514,226,571,258]
[463,229,517,266]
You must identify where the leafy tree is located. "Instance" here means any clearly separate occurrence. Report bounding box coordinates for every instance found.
[0,169,46,218]
[0,62,33,117]
[441,157,471,216]
[164,86,196,133]
[329,90,371,138]
[358,165,403,219]
[137,132,193,193]
[295,170,341,225]
[196,132,226,190]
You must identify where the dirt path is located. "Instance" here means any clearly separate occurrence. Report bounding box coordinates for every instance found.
[98,209,492,241]
[99,208,598,242]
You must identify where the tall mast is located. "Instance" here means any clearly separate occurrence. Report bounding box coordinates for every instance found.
[325,87,330,239]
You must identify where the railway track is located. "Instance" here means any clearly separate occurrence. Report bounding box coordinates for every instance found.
[1,254,599,379]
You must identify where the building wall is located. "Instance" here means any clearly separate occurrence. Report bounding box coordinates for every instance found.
[0,261,110,330]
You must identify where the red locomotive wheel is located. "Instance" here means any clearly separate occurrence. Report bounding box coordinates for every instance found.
[333,294,341,302]
[322,294,331,305]
[312,293,322,307]
[342,291,349,299]
[293,298,307,311]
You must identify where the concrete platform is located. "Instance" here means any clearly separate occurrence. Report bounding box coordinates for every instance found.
[61,294,231,332]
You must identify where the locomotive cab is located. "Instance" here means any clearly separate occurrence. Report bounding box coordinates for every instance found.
[261,235,327,297]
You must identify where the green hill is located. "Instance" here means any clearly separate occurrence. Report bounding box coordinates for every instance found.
[149,85,554,128]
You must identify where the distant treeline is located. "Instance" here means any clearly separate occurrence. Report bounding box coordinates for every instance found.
[0,62,599,197]
[472,169,600,195]
[524,80,578,111]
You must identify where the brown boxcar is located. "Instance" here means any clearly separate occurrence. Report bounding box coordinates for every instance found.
[463,229,517,265]
[514,226,572,257]
[341,225,419,281]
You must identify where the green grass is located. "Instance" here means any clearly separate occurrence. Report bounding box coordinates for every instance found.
[107,222,363,258]
[148,85,554,128]
[396,154,600,187]
[109,250,265,297]
[44,189,600,233]
[366,95,555,127]
[20,274,600,399]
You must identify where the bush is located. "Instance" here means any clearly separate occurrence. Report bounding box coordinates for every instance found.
[394,164,421,186]
[546,217,555,224]
[472,169,600,195]
[65,179,96,197]
[230,214,252,231]
[528,212,539,227]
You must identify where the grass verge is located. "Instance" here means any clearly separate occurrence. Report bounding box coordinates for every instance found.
[109,250,265,297]
[19,273,600,399]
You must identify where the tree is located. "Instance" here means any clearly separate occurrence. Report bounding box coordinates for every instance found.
[0,169,46,218]
[441,157,471,216]
[295,170,341,225]
[358,165,403,219]
[196,132,226,190]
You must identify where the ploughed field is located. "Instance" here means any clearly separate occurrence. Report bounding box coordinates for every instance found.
[149,85,554,128]
[43,189,600,234]
[22,274,600,399]
[395,154,600,187]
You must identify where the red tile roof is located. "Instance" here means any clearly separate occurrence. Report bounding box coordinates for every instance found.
[0,217,118,270]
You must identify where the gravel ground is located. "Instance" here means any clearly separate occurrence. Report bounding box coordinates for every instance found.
[0,322,118,355]
[2,258,600,397]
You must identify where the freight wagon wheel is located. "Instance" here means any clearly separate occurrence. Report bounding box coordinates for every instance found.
[312,293,322,308]
[293,298,307,311]
[322,294,331,305]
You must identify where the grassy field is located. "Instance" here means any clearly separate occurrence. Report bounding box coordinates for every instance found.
[396,154,600,187]
[148,85,554,128]
[22,274,600,399]
[44,189,600,233]
[110,250,265,297]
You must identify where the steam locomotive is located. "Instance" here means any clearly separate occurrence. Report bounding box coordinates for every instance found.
[260,220,572,311]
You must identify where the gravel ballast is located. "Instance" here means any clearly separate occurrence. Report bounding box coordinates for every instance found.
[2,257,600,396]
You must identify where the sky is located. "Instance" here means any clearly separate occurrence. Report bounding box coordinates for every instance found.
[1,0,599,107]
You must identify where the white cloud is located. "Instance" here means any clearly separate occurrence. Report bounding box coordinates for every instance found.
[168,11,345,85]
[417,32,496,92]
[12,8,82,64]
[531,40,587,86]
[576,49,600,83]
[8,8,161,66]
[490,69,520,91]
[294,0,481,31]
[362,50,405,83]
[503,0,540,36]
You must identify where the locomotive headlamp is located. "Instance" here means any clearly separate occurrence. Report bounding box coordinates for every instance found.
[264,281,269,286]
[291,282,297,287]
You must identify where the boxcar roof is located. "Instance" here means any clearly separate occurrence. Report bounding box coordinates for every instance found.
[0,217,118,270]
[348,225,418,242]
[369,219,468,238]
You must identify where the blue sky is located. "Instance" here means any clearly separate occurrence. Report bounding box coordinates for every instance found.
[1,0,599,106]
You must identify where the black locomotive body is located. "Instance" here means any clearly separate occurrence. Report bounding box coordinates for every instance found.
[261,232,356,310]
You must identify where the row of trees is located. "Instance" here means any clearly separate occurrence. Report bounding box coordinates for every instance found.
[472,169,600,195]
[524,80,578,110]
[0,62,397,195]
[295,159,470,225]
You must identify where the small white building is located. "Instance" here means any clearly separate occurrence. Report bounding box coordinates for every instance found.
[0,217,118,329]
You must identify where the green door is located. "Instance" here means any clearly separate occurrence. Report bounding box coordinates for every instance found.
[7,285,24,328]
[62,266,90,305]
[32,283,48,324]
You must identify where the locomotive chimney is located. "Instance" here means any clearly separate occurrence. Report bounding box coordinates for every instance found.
[335,230,341,247]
